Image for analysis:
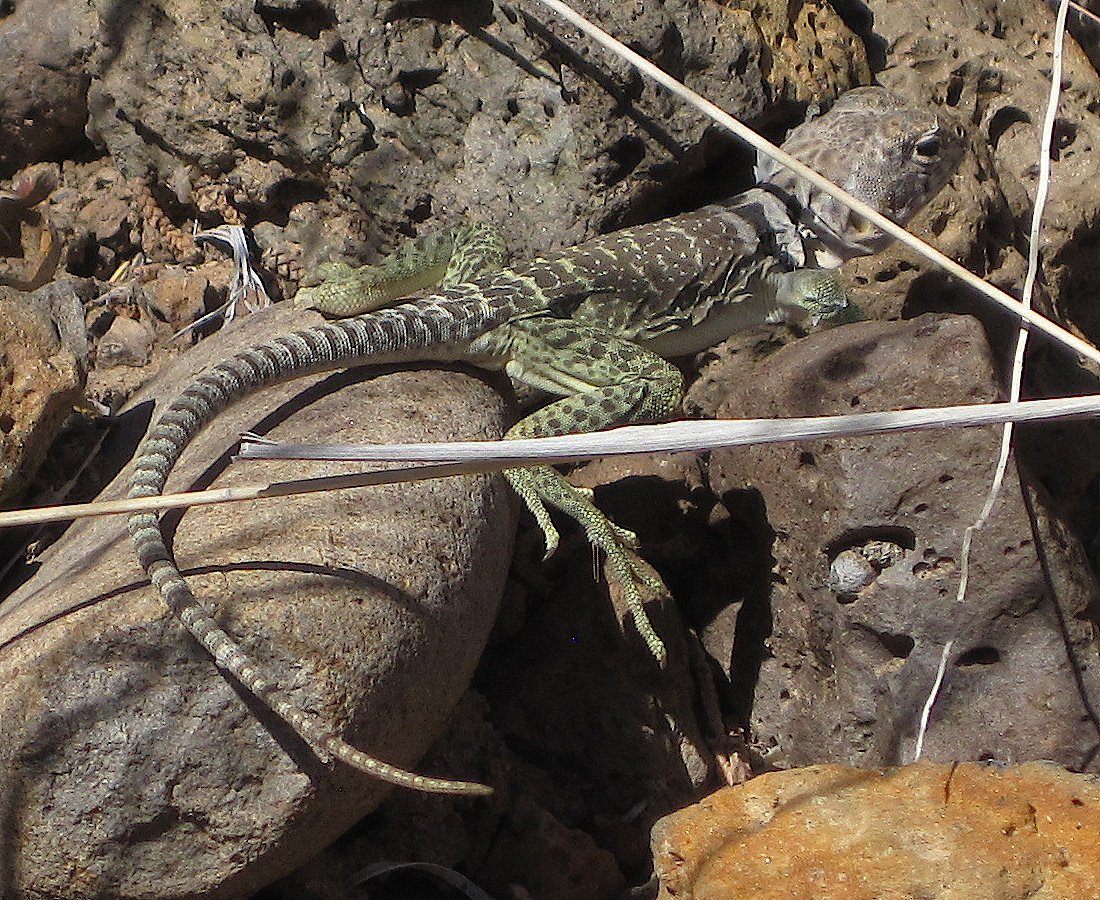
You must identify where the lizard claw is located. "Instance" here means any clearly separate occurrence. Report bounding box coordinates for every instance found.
[539,518,561,561]
[608,520,640,548]
[603,546,669,664]
[504,467,561,559]
[505,464,668,663]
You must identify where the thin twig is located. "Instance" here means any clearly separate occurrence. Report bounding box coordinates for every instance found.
[914,639,954,761]
[954,0,1070,608]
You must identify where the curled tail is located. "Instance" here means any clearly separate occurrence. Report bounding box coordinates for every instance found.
[128,300,508,795]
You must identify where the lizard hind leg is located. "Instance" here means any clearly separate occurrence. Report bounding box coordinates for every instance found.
[295,222,509,316]
[506,463,672,663]
[439,222,510,286]
[475,317,685,663]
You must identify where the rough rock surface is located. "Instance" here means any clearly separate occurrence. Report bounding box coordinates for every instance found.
[2,0,1100,896]
[95,313,155,368]
[0,283,86,505]
[847,0,1100,537]
[0,304,514,898]
[0,0,90,177]
[72,0,869,273]
[693,314,1100,772]
[651,761,1100,899]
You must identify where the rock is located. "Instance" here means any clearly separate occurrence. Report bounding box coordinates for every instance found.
[146,266,214,334]
[475,795,626,900]
[0,284,85,505]
[839,0,1100,545]
[71,0,868,274]
[0,0,90,177]
[260,690,510,899]
[691,314,1100,772]
[0,164,62,291]
[0,303,515,898]
[20,276,91,369]
[51,163,143,280]
[95,313,155,367]
[651,761,1100,899]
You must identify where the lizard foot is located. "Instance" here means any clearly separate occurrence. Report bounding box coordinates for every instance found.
[603,547,669,664]
[505,465,668,663]
[293,261,359,311]
[505,465,563,559]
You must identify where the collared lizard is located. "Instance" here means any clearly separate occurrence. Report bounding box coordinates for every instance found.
[127,86,964,795]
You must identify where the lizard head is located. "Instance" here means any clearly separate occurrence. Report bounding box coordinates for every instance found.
[755,86,966,267]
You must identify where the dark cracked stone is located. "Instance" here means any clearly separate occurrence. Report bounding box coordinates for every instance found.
[698,314,1100,773]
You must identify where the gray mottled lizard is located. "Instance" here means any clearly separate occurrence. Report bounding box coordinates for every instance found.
[128,87,963,795]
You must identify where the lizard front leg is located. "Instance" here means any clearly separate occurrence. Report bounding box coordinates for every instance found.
[767,268,864,328]
[470,317,684,663]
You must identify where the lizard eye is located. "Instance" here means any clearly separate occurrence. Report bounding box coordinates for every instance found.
[915,135,941,159]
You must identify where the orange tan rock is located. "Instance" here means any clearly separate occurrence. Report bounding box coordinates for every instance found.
[652,762,1100,899]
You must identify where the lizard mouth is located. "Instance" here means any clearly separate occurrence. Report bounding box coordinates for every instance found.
[802,210,891,268]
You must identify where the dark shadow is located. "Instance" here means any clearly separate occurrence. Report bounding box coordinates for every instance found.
[0,557,420,655]
[827,0,886,72]
[586,472,761,632]
[586,471,779,731]
[0,402,154,601]
[255,0,337,39]
[1048,219,1100,345]
[1019,466,1100,772]
[92,0,162,71]
[384,0,495,29]
[824,526,916,560]
[716,487,776,725]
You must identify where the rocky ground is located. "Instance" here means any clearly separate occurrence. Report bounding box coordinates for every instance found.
[1,0,1100,897]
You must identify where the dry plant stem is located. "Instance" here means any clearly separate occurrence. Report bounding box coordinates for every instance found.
[241,395,1100,464]
[913,639,954,761]
[954,0,1069,610]
[924,0,1069,759]
[6,396,1100,529]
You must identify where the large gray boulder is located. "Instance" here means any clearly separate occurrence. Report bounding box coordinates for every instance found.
[0,304,514,898]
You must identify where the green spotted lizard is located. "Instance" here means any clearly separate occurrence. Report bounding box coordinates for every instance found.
[128,87,964,795]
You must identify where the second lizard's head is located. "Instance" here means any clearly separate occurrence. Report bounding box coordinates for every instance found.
[755,86,966,267]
